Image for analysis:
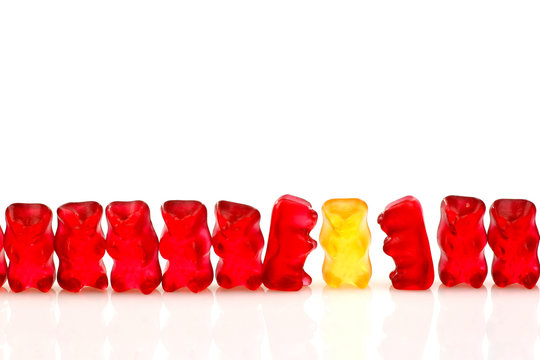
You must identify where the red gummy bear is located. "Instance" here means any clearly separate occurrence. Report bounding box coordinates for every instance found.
[106,201,162,294]
[262,195,318,291]
[212,201,264,290]
[437,196,488,288]
[4,203,56,292]
[378,196,434,290]
[55,201,108,292]
[0,227,7,287]
[160,200,213,292]
[488,199,540,289]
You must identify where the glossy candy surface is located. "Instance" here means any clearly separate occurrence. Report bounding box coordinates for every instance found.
[160,200,213,292]
[488,199,540,288]
[106,201,162,294]
[320,198,371,288]
[263,195,318,291]
[0,227,7,287]
[378,196,434,290]
[4,203,56,292]
[437,196,487,288]
[212,201,264,290]
[55,201,108,292]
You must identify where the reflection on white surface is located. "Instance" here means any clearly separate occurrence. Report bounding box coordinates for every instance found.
[379,287,434,360]
[487,286,539,360]
[0,289,8,356]
[213,288,265,359]
[6,290,56,360]
[109,290,162,359]
[437,285,487,360]
[321,287,371,360]
[0,283,539,359]
[162,289,213,360]
[262,288,316,359]
[57,289,108,360]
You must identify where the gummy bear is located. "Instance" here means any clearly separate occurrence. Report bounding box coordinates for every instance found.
[0,226,7,287]
[106,201,162,294]
[437,195,488,288]
[212,201,264,290]
[160,200,213,292]
[377,196,434,290]
[55,201,108,292]
[4,203,56,292]
[487,199,540,288]
[262,195,318,291]
[319,198,372,288]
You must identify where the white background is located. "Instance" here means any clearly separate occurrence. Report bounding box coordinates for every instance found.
[1,0,540,359]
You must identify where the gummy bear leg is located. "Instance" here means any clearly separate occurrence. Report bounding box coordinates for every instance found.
[190,272,213,293]
[521,272,539,289]
[111,277,128,292]
[140,277,160,294]
[216,273,233,289]
[352,273,370,289]
[469,272,486,289]
[162,275,179,292]
[8,278,24,293]
[301,271,312,287]
[322,271,343,288]
[187,279,203,293]
[59,277,83,292]
[245,275,262,290]
[439,270,457,287]
[37,275,54,292]
[93,273,109,290]
[492,271,510,288]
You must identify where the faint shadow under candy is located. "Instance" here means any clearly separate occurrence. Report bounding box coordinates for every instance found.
[108,290,162,360]
[321,286,372,360]
[487,285,539,360]
[6,289,57,360]
[262,287,316,360]
[379,287,434,360]
[162,288,214,360]
[0,288,8,355]
[214,287,265,360]
[57,288,109,360]
[437,284,487,360]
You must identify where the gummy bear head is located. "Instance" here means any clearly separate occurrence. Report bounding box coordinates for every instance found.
[214,201,261,240]
[377,195,424,233]
[106,200,152,236]
[57,201,103,232]
[322,198,367,234]
[161,200,207,236]
[272,195,318,247]
[491,199,537,236]
[442,196,485,233]
[6,203,53,239]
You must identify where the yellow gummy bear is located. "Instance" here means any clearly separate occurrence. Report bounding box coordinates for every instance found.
[320,198,372,288]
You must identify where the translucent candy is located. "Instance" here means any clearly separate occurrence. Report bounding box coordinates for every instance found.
[263,195,318,291]
[0,226,7,287]
[55,201,108,292]
[320,198,371,288]
[4,203,56,292]
[212,201,264,290]
[378,196,434,290]
[106,201,162,294]
[488,199,540,288]
[160,200,213,292]
[437,196,487,288]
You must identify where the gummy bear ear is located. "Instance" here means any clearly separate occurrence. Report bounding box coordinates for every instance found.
[57,206,80,227]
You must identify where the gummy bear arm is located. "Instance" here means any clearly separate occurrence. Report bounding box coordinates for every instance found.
[159,235,172,259]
